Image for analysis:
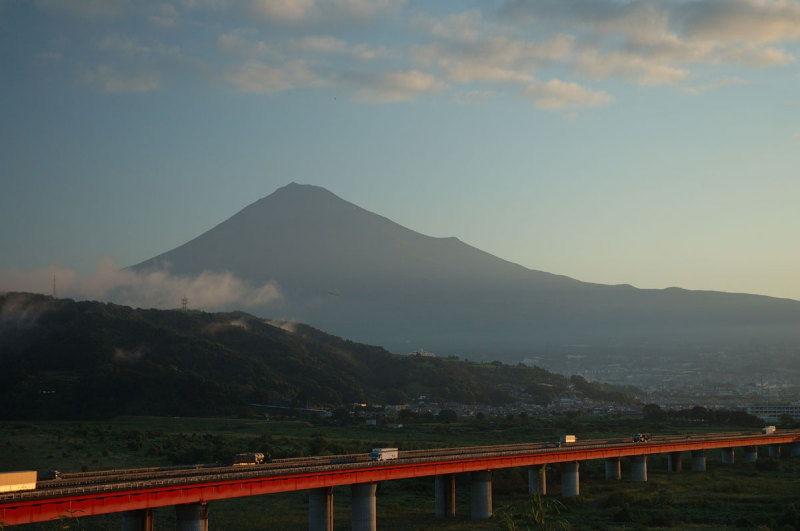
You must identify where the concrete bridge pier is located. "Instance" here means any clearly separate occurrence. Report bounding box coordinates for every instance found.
[791,443,800,457]
[528,465,546,494]
[121,509,153,531]
[769,445,781,458]
[435,474,456,519]
[721,448,735,464]
[631,455,647,482]
[667,452,682,472]
[604,458,621,480]
[470,471,492,520]
[308,486,334,531]
[175,503,208,531]
[743,446,758,463]
[691,450,706,472]
[561,462,579,497]
[352,483,377,531]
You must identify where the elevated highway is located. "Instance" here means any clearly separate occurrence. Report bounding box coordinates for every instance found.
[2,430,799,529]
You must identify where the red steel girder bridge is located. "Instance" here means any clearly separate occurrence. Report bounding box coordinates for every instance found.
[2,430,799,527]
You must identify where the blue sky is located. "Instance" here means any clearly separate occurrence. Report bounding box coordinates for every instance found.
[2,0,800,305]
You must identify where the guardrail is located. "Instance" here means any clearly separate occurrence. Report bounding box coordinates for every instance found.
[2,430,799,525]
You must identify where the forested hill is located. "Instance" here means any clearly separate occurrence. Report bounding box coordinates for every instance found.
[0,292,637,419]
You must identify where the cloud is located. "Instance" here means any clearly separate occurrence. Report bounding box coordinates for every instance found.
[494,0,800,89]
[150,4,179,27]
[218,29,279,58]
[265,319,298,333]
[35,0,130,17]
[227,59,322,93]
[113,346,147,363]
[206,318,252,334]
[346,69,444,103]
[577,49,690,86]
[0,291,59,332]
[412,11,575,86]
[681,76,747,95]
[179,0,230,9]
[35,51,64,63]
[455,90,494,104]
[292,36,390,61]
[250,0,399,24]
[23,0,800,104]
[251,0,316,23]
[332,0,398,20]
[682,0,800,44]
[414,10,491,43]
[98,35,154,55]
[717,44,794,67]
[83,64,160,93]
[524,78,613,110]
[0,258,283,311]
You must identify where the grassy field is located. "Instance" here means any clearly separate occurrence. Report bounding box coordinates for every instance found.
[2,415,799,530]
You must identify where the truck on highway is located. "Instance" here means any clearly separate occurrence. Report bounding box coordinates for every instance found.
[560,435,577,444]
[232,452,268,465]
[370,448,399,461]
[0,471,37,493]
[762,426,777,434]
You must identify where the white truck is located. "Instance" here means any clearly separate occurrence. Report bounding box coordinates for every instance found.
[0,471,37,493]
[762,426,777,434]
[560,435,577,444]
[370,448,399,461]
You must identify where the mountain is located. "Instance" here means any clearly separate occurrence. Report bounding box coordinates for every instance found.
[134,183,800,360]
[0,292,637,419]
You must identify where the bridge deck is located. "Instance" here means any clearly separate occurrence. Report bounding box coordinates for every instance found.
[2,430,798,525]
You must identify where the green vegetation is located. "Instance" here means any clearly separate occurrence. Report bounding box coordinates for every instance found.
[2,413,797,530]
[0,292,637,420]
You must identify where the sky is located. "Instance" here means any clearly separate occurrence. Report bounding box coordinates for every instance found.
[1,0,800,306]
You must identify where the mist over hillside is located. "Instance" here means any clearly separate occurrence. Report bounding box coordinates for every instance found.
[133,183,800,367]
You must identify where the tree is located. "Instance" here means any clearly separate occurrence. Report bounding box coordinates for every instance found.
[309,435,328,455]
[384,389,406,405]
[642,404,665,421]
[437,409,458,423]
[689,406,708,422]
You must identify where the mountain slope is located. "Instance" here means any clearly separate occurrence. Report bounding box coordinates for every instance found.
[0,292,637,419]
[134,183,800,356]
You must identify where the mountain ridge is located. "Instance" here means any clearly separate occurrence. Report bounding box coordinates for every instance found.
[133,183,800,358]
[0,292,639,419]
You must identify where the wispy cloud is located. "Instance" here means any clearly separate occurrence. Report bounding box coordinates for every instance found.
[292,36,390,61]
[218,29,280,58]
[682,0,800,44]
[24,0,800,107]
[251,0,317,23]
[346,69,443,103]
[227,59,322,93]
[524,79,613,110]
[83,64,160,92]
[150,3,179,27]
[681,76,747,95]
[249,0,400,24]
[0,258,283,311]
[36,0,130,17]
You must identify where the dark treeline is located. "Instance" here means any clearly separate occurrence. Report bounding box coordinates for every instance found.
[642,404,763,427]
